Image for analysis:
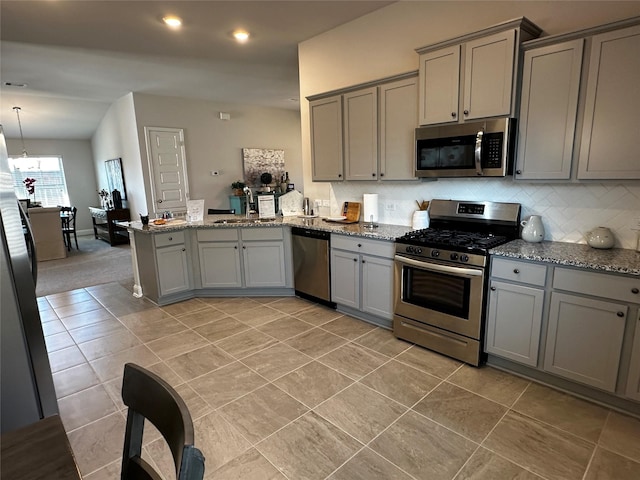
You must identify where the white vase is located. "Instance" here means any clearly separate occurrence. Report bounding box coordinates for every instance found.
[412,210,430,230]
[521,215,545,242]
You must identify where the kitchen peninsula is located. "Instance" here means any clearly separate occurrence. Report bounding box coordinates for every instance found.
[126,215,411,310]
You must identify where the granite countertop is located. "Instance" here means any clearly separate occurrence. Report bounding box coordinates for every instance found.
[491,239,640,276]
[122,215,413,241]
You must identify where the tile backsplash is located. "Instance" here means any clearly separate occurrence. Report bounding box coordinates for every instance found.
[332,179,640,249]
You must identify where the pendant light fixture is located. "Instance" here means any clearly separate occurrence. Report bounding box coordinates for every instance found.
[12,106,28,157]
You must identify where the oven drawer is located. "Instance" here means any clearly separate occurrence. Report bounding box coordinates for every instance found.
[491,258,546,286]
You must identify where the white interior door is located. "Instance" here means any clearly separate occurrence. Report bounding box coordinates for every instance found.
[145,127,189,214]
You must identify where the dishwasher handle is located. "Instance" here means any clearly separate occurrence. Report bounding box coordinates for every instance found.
[291,226,330,241]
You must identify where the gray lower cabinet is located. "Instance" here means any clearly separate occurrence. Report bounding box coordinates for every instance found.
[487,256,640,403]
[544,292,626,392]
[626,313,640,401]
[486,280,544,366]
[156,243,191,296]
[331,234,394,325]
[486,258,546,366]
[197,227,289,289]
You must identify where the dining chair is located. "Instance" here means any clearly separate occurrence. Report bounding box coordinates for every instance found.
[121,363,205,480]
[60,206,78,251]
[207,208,235,214]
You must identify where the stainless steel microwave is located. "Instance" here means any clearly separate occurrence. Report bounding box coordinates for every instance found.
[415,118,516,178]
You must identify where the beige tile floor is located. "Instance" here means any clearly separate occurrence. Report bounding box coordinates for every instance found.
[38,282,640,480]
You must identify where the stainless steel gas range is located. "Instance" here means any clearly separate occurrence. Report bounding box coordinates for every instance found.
[393,199,521,365]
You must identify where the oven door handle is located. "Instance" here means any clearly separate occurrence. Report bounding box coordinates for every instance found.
[395,255,483,277]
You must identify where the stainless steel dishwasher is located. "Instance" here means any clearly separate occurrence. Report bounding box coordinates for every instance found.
[291,227,335,307]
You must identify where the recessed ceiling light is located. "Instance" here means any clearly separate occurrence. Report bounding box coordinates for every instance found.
[233,30,250,43]
[163,15,182,28]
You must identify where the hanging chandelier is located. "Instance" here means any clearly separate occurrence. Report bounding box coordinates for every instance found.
[12,106,28,157]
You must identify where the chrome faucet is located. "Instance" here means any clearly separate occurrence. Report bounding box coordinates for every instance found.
[243,186,254,218]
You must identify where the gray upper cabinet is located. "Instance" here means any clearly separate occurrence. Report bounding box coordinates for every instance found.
[379,76,418,181]
[417,18,541,126]
[309,73,418,183]
[310,95,344,181]
[578,24,640,179]
[344,87,378,181]
[515,17,640,181]
[516,39,584,179]
[418,45,460,125]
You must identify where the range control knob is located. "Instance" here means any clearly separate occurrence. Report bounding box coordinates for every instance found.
[460,254,469,263]
[431,250,440,258]
[405,246,413,253]
[416,248,423,254]
[450,253,459,261]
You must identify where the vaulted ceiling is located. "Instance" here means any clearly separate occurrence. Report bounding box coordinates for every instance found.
[0,1,392,139]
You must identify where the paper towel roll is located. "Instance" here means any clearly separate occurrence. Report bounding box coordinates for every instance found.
[363,194,379,223]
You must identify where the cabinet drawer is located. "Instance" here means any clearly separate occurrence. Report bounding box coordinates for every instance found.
[197,228,238,242]
[241,227,283,241]
[553,267,640,304]
[331,234,394,258]
[155,231,185,247]
[491,258,547,286]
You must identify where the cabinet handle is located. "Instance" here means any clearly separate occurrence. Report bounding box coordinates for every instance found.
[516,170,522,175]
[338,174,342,178]
[617,311,625,317]
[362,260,365,263]
[353,258,357,262]
[632,288,639,294]
[380,173,384,177]
[157,199,163,203]
[168,237,172,241]
[182,248,186,252]
[372,173,376,177]
[357,243,362,248]
[490,286,496,291]
[463,109,469,115]
[513,269,520,274]
[234,246,238,249]
[451,112,457,118]
[243,246,246,249]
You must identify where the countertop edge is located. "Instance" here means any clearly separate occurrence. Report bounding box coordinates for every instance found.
[490,239,640,276]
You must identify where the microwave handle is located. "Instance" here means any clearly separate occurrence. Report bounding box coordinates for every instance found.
[474,130,483,176]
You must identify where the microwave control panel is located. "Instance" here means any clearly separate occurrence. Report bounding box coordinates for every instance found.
[483,132,503,168]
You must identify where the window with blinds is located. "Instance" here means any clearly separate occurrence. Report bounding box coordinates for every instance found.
[9,156,70,207]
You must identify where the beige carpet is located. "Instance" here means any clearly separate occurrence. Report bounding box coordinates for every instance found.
[36,235,134,297]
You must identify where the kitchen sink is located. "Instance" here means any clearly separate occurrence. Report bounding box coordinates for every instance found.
[213,219,276,224]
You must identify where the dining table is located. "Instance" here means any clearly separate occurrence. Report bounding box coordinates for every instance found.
[0,414,82,479]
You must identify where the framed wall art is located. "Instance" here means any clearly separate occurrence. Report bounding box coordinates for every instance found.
[105,157,127,200]
[242,148,285,188]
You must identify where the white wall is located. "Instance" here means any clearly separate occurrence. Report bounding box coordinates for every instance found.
[6,137,97,233]
[130,93,302,215]
[299,1,640,248]
[91,93,145,220]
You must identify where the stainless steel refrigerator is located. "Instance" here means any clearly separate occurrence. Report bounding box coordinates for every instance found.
[0,127,58,433]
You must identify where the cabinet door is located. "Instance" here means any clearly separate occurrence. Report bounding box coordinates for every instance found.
[418,45,460,125]
[361,255,394,320]
[310,95,344,181]
[485,281,544,367]
[330,249,359,309]
[516,40,583,180]
[544,292,626,392]
[156,244,190,295]
[243,241,286,288]
[578,25,640,179]
[625,312,640,401]
[379,77,418,181]
[198,242,242,288]
[344,87,378,181]
[463,30,516,120]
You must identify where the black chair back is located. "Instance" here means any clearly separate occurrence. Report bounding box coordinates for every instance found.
[121,363,205,480]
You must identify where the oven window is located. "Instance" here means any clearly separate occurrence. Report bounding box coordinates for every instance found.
[402,265,470,319]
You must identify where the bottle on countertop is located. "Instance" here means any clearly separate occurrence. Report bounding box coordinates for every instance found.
[283,171,292,192]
